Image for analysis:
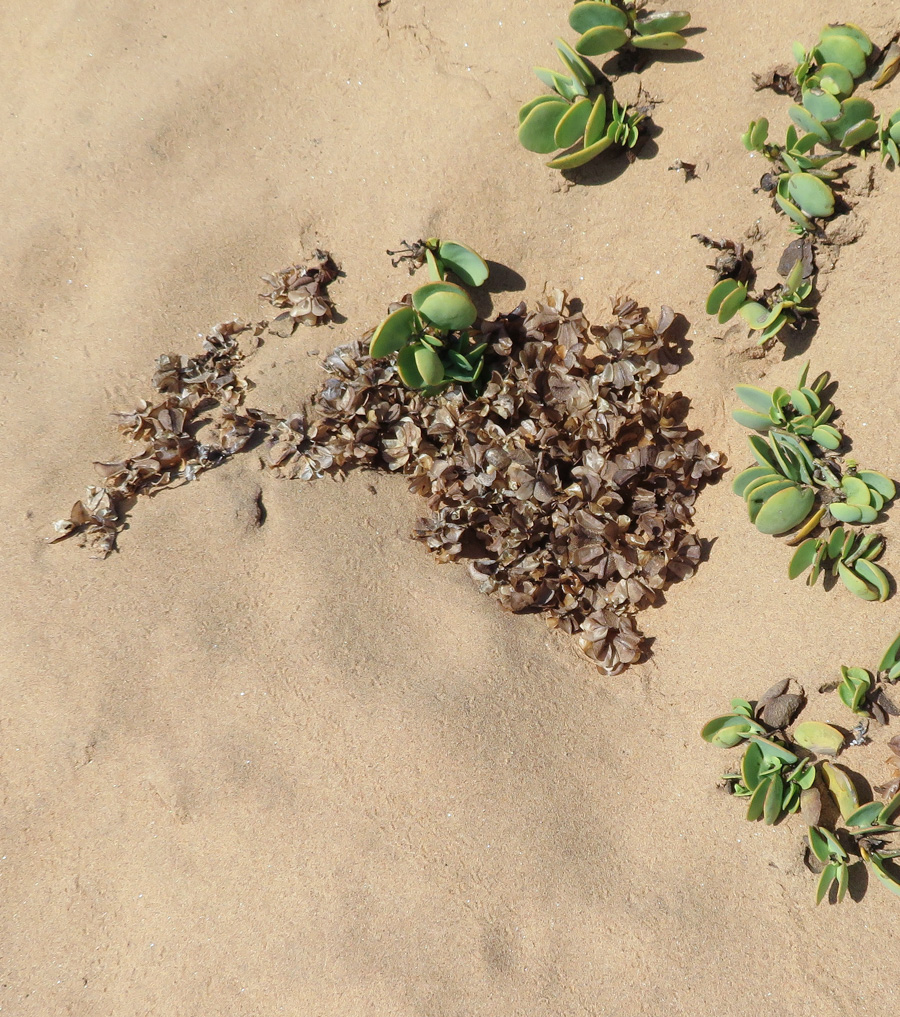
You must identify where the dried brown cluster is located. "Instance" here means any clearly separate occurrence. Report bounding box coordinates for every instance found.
[267,291,724,673]
[52,320,267,555]
[259,250,340,330]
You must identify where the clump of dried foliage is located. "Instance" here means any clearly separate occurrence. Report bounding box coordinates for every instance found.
[259,250,340,332]
[52,320,268,556]
[54,284,722,674]
[267,291,723,673]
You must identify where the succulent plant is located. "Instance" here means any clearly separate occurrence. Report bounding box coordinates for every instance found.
[808,825,852,902]
[810,778,900,904]
[877,109,900,167]
[707,257,816,345]
[821,631,900,722]
[729,737,817,825]
[792,24,874,93]
[370,241,490,393]
[789,527,889,601]
[518,85,645,168]
[568,2,691,58]
[731,361,838,446]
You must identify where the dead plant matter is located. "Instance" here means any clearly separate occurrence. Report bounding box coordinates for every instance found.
[259,250,341,331]
[52,320,268,555]
[266,291,724,674]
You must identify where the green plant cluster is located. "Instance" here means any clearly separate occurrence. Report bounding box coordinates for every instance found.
[568,2,691,57]
[369,239,490,394]
[829,632,900,719]
[729,361,895,599]
[743,24,900,228]
[517,2,696,170]
[702,638,900,904]
[705,255,814,345]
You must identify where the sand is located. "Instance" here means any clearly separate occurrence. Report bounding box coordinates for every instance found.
[4,1,900,1013]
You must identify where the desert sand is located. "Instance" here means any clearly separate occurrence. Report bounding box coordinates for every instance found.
[4,1,900,1014]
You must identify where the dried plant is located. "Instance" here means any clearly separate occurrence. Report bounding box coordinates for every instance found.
[259,250,340,330]
[266,291,723,673]
[52,320,268,556]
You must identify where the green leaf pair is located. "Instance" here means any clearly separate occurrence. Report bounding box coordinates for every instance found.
[788,526,889,601]
[520,91,644,169]
[837,665,873,714]
[707,258,815,345]
[794,23,873,91]
[733,363,839,448]
[789,93,877,150]
[370,241,490,393]
[878,109,900,167]
[808,825,850,903]
[569,2,690,57]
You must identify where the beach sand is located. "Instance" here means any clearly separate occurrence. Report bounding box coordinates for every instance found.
[3,1,900,1013]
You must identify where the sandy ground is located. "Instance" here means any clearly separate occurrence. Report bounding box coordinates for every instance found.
[4,1,900,1014]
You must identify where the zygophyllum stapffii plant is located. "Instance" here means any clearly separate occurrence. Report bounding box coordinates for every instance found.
[743,23,900,231]
[370,239,490,395]
[702,645,900,904]
[729,361,895,600]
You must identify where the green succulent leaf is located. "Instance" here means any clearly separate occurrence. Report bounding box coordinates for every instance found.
[518,99,569,153]
[816,862,838,904]
[829,502,863,524]
[808,825,831,863]
[732,465,778,497]
[846,801,884,828]
[822,761,859,820]
[793,721,844,756]
[811,425,841,449]
[413,282,477,331]
[706,278,742,315]
[814,34,867,78]
[583,94,608,146]
[718,284,749,323]
[701,714,764,747]
[545,134,614,169]
[633,10,691,34]
[396,343,426,388]
[555,37,596,87]
[533,66,585,100]
[764,773,785,825]
[789,105,830,143]
[575,24,629,56]
[750,737,798,764]
[631,31,687,50]
[856,471,895,500]
[754,485,816,535]
[568,1,628,33]
[518,94,564,124]
[735,385,774,414]
[412,343,444,387]
[816,61,855,97]
[437,242,489,288]
[840,118,878,148]
[747,434,779,471]
[837,560,880,601]
[865,851,900,899]
[746,777,770,822]
[369,305,417,359]
[732,409,773,431]
[841,476,871,507]
[825,97,876,141]
[803,87,842,122]
[879,631,900,673]
[853,558,890,602]
[554,97,593,149]
[788,538,819,579]
[788,172,835,218]
[819,22,872,58]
